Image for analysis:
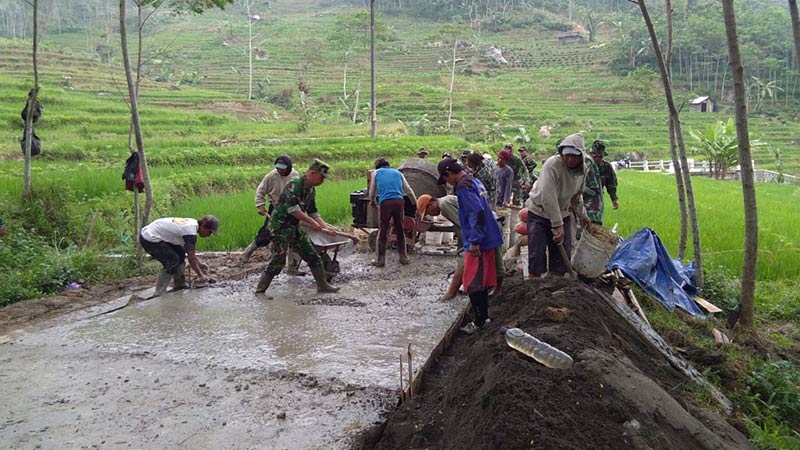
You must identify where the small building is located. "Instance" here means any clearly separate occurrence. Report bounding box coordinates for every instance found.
[557,31,584,45]
[690,96,715,113]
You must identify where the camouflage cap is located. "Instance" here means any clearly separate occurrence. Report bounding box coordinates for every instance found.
[309,158,330,178]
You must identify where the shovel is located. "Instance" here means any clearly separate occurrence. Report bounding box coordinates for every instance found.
[557,242,578,280]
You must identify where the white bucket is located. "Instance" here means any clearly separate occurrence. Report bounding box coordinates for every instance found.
[571,227,618,278]
[441,232,454,244]
[425,231,443,246]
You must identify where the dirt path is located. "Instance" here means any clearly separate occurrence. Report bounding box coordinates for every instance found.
[365,277,754,450]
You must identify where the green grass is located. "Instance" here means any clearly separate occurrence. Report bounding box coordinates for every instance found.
[605,171,800,281]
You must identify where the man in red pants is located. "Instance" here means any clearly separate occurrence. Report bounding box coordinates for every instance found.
[368,158,418,267]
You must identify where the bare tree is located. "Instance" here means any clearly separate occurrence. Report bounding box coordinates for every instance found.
[790,0,800,75]
[369,0,377,137]
[665,0,688,259]
[721,0,757,328]
[21,0,39,200]
[631,0,704,287]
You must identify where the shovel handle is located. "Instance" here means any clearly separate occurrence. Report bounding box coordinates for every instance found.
[557,242,577,277]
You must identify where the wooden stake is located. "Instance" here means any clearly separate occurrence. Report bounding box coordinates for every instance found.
[407,343,414,398]
[399,354,405,402]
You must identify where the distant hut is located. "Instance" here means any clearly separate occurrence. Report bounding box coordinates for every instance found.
[690,96,715,113]
[557,31,584,45]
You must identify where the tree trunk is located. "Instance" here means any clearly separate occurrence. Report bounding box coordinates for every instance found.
[120,0,153,227]
[22,0,39,200]
[722,0,757,328]
[790,0,800,75]
[447,39,457,131]
[664,0,688,259]
[369,0,377,137]
[637,0,703,287]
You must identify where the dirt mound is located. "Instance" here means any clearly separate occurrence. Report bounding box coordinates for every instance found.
[363,277,753,450]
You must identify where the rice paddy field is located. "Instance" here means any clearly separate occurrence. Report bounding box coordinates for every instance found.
[0,3,798,314]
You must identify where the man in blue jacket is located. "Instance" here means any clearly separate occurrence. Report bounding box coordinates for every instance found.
[437,158,503,333]
[368,158,418,267]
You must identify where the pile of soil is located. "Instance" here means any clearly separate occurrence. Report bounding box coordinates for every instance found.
[362,277,753,450]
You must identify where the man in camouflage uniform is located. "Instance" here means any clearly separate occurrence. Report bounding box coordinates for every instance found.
[465,152,498,210]
[582,154,604,225]
[518,146,538,183]
[502,143,531,207]
[589,140,620,211]
[255,159,340,294]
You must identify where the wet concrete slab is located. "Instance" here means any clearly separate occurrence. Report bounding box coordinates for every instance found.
[0,253,465,450]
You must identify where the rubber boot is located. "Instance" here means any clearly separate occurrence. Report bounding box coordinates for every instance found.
[172,263,190,291]
[153,269,172,297]
[311,264,339,293]
[285,251,307,276]
[255,270,276,294]
[240,241,257,264]
[371,247,386,268]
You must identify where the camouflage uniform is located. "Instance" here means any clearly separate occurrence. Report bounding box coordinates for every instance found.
[582,156,604,225]
[596,159,619,205]
[472,158,498,209]
[265,175,322,274]
[522,156,538,183]
[509,154,531,207]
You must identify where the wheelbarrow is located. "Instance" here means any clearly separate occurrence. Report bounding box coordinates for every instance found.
[300,224,359,282]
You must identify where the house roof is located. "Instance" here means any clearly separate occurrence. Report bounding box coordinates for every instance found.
[691,96,711,104]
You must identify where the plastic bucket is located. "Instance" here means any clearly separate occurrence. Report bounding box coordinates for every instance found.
[425,231,443,245]
[571,227,618,278]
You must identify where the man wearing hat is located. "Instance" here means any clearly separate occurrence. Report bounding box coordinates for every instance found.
[525,133,590,278]
[465,152,497,210]
[140,215,219,297]
[240,154,300,264]
[589,140,619,211]
[368,158,417,267]
[518,146,538,183]
[501,143,531,206]
[437,158,503,333]
[459,149,472,167]
[417,148,429,159]
[256,159,340,294]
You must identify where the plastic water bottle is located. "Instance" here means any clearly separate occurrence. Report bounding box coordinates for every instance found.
[499,327,574,369]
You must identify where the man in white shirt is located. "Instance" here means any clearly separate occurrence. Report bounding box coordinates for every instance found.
[140,215,219,297]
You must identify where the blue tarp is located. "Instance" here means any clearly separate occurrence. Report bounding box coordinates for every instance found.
[607,227,706,318]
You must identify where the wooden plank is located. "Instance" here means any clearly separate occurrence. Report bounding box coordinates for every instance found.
[693,296,723,314]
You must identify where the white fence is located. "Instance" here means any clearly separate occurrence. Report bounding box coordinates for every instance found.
[617,160,798,185]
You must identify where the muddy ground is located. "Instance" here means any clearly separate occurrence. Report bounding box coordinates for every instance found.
[364,277,754,450]
[0,251,465,450]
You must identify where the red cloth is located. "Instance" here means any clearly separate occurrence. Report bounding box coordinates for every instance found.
[125,166,145,193]
[462,248,497,295]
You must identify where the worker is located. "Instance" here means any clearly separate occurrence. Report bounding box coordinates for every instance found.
[460,149,472,167]
[465,152,497,210]
[418,194,504,302]
[583,153,604,225]
[441,151,452,160]
[417,147,429,159]
[368,158,417,267]
[437,158,503,333]
[0,217,6,238]
[240,155,300,265]
[140,215,219,297]
[590,140,620,211]
[496,150,514,207]
[525,133,590,278]
[255,159,340,294]
[501,143,531,206]
[518,146,538,183]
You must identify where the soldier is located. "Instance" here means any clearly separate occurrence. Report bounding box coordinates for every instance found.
[255,159,340,294]
[518,146,538,183]
[501,143,531,207]
[417,147,429,159]
[240,155,300,265]
[465,152,498,210]
[583,153,604,225]
[589,140,620,211]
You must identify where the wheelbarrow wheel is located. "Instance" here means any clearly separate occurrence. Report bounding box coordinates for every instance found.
[367,230,379,252]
